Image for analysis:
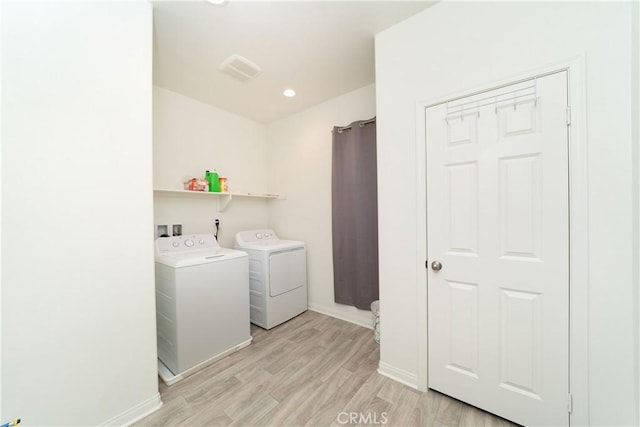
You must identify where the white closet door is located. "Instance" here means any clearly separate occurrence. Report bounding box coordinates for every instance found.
[426,71,569,426]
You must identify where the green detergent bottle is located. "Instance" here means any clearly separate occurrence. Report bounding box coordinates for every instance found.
[208,169,220,192]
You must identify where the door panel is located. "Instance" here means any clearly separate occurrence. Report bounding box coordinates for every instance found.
[426,72,569,426]
[499,288,542,398]
[499,154,542,259]
[447,162,479,254]
[447,280,480,378]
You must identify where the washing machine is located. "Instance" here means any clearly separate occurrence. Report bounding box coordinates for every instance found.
[155,234,251,385]
[234,229,307,329]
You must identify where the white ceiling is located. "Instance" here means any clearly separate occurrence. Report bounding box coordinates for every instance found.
[151,1,435,123]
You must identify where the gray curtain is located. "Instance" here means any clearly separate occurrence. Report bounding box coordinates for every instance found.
[331,118,379,310]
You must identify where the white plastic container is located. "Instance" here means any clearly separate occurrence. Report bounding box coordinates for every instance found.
[371,300,380,344]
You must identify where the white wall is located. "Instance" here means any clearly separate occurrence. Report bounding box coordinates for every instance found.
[633,2,640,422]
[0,0,4,419]
[153,87,269,248]
[266,84,376,328]
[1,2,160,425]
[376,1,638,425]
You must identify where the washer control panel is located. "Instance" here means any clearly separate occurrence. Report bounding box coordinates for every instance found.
[156,234,219,253]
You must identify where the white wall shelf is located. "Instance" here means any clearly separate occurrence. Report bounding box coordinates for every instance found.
[153,188,280,212]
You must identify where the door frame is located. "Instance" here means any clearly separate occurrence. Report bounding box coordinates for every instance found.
[414,56,588,426]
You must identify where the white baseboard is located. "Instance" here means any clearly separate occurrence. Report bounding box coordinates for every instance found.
[308,303,373,329]
[377,361,418,390]
[99,392,163,427]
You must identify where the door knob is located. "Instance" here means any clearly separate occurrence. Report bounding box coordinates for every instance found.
[431,260,443,271]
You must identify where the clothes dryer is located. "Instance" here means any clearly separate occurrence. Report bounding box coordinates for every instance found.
[234,229,307,329]
[155,234,251,384]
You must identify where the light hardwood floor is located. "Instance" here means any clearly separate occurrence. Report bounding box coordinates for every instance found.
[137,311,520,427]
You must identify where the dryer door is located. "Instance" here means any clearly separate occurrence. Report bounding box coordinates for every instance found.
[269,248,306,297]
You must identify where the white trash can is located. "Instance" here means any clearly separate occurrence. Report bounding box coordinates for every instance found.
[371,300,380,344]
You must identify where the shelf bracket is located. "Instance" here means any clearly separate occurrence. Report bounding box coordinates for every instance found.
[216,193,233,212]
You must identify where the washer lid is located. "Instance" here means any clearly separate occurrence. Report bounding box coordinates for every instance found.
[156,247,247,268]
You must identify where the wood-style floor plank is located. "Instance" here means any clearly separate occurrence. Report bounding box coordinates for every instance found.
[136,311,520,427]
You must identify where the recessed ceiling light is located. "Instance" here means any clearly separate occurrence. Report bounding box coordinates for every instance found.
[206,0,228,5]
[283,89,296,98]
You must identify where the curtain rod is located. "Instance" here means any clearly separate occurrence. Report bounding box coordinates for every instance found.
[334,117,376,133]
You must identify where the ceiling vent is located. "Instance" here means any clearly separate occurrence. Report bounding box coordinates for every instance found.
[219,54,262,82]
